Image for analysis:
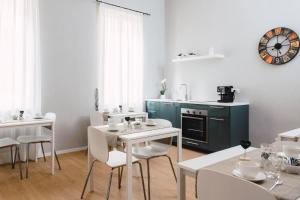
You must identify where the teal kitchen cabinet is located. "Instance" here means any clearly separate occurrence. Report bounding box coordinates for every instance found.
[208,105,249,152]
[146,101,181,128]
[146,100,249,152]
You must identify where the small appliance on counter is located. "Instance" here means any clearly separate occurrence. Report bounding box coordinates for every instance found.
[217,86,236,103]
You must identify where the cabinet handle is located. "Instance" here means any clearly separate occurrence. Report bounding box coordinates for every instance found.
[210,117,225,121]
[182,116,204,120]
[209,106,225,109]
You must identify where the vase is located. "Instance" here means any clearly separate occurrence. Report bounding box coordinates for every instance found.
[160,94,166,99]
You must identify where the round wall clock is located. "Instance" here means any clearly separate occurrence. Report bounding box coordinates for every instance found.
[258,27,300,65]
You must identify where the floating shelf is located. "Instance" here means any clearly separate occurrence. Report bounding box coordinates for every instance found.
[172,54,225,63]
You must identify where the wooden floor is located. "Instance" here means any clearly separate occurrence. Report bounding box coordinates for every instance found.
[0,147,203,200]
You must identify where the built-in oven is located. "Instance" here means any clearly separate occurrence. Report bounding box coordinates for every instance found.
[181,108,208,147]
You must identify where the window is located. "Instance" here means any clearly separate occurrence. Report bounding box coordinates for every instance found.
[98,4,144,112]
[0,0,40,118]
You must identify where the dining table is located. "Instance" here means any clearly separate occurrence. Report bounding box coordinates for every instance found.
[87,122,182,200]
[177,145,300,200]
[0,118,56,175]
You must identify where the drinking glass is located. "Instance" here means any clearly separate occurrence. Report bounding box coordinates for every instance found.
[240,140,251,160]
[267,153,283,179]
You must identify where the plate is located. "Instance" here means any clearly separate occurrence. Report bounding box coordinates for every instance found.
[145,122,157,126]
[34,117,44,119]
[232,169,266,182]
[107,128,119,132]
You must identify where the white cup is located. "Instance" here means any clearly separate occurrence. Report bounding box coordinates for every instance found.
[238,161,260,179]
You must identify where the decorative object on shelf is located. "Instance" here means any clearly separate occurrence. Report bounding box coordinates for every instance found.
[94,88,99,111]
[160,78,167,99]
[119,105,123,113]
[258,27,300,65]
[240,140,252,161]
[172,48,224,63]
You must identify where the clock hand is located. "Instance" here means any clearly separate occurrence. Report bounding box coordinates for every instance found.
[280,38,289,44]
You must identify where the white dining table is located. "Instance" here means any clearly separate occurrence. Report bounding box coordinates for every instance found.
[177,146,257,200]
[88,126,182,200]
[0,119,56,175]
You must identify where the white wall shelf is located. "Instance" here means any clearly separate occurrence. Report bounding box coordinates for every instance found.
[172,54,224,63]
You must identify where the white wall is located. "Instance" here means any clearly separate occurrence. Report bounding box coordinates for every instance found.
[40,0,165,150]
[165,0,300,146]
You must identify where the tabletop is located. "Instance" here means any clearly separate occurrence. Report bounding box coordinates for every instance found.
[205,149,300,200]
[0,118,54,128]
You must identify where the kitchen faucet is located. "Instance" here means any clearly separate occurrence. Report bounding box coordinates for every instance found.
[180,83,189,101]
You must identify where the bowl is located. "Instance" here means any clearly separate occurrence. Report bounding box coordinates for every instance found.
[285,165,300,174]
[237,161,261,179]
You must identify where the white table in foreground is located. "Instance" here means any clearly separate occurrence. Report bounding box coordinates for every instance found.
[0,119,56,175]
[177,146,256,200]
[88,127,182,200]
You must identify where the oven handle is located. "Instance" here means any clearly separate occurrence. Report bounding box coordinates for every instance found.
[187,128,204,133]
[181,116,205,120]
[185,140,200,146]
[210,117,225,121]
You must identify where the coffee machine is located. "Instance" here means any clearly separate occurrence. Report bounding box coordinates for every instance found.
[217,86,235,103]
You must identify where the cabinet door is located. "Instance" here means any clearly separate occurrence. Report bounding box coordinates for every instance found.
[159,102,177,126]
[208,117,230,152]
[146,101,160,119]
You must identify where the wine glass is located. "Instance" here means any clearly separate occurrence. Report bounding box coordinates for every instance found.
[240,140,251,160]
[125,116,130,127]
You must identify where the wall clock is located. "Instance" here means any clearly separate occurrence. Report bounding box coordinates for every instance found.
[258,27,300,65]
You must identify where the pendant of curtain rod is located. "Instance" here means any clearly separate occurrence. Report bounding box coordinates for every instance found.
[96,0,151,16]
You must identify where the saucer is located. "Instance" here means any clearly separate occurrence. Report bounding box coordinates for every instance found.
[232,169,266,182]
[145,122,157,126]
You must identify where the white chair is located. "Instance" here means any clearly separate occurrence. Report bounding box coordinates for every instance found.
[0,138,23,179]
[80,126,146,200]
[131,119,177,200]
[17,112,61,178]
[90,111,108,126]
[197,169,277,200]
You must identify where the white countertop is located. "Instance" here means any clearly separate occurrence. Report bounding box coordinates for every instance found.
[146,99,249,107]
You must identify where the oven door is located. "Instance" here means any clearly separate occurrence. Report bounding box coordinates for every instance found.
[181,115,208,143]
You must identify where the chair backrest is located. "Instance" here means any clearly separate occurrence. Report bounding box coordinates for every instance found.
[90,111,105,126]
[44,112,56,121]
[88,126,109,163]
[197,169,277,200]
[150,119,173,146]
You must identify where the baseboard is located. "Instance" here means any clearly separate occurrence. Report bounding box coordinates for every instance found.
[38,146,87,158]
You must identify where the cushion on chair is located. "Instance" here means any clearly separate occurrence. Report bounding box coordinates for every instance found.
[17,135,52,144]
[106,150,139,168]
[0,138,19,148]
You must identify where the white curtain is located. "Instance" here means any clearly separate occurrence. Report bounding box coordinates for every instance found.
[98,4,144,112]
[0,0,41,119]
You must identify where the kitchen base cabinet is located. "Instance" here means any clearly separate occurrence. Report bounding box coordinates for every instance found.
[146,100,249,153]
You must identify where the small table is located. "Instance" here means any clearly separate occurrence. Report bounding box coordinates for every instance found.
[0,119,56,175]
[177,146,256,200]
[88,125,182,200]
[109,112,148,122]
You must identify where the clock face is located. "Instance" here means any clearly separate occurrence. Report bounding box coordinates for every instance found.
[258,27,300,65]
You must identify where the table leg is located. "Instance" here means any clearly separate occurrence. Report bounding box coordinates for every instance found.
[126,141,133,200]
[51,124,55,175]
[177,168,186,200]
[177,130,183,162]
[87,142,94,192]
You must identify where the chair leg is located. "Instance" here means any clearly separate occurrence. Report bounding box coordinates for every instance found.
[54,150,62,170]
[146,159,151,200]
[26,144,30,179]
[10,146,14,169]
[137,162,147,200]
[17,146,23,180]
[195,171,198,199]
[106,169,113,200]
[118,167,122,189]
[13,146,17,169]
[80,160,96,199]
[165,155,177,182]
[41,142,46,162]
